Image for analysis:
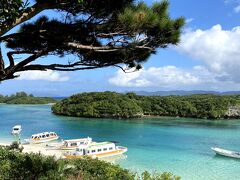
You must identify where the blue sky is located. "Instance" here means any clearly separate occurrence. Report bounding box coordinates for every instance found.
[1,0,240,96]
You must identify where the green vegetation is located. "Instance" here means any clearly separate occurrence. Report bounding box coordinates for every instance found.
[0,92,56,104]
[0,0,184,82]
[52,92,143,118]
[0,147,180,180]
[52,92,240,119]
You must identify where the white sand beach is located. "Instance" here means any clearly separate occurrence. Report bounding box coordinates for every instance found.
[0,142,64,159]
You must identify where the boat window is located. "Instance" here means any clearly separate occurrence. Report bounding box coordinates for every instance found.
[87,150,90,153]
[98,149,102,152]
[34,136,38,139]
[92,150,96,153]
[109,147,113,150]
[13,128,19,131]
[42,135,46,138]
[71,143,77,146]
[103,148,107,151]
[80,142,84,145]
[46,134,49,137]
[50,133,53,136]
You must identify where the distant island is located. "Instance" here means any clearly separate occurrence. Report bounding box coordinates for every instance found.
[132,90,240,96]
[52,92,240,119]
[0,92,56,104]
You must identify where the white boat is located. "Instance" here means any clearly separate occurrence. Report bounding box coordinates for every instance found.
[46,137,92,151]
[60,137,92,150]
[11,125,22,135]
[211,147,240,158]
[64,141,128,159]
[25,132,59,144]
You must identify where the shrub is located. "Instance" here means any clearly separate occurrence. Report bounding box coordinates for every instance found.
[0,148,180,180]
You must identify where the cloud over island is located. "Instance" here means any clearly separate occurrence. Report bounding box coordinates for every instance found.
[17,70,69,82]
[109,24,240,90]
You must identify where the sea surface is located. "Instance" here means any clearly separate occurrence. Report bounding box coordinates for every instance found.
[1,104,240,180]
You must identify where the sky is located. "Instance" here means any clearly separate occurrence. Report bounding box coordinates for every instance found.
[1,0,240,96]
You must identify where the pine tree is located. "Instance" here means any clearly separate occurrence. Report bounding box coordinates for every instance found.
[0,0,184,81]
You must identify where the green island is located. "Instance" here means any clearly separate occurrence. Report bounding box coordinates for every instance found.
[0,92,56,104]
[52,92,240,119]
[0,144,179,180]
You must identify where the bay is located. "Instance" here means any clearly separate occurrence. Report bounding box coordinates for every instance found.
[0,104,240,180]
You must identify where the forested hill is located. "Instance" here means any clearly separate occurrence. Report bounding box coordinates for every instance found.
[0,92,56,104]
[52,92,143,118]
[52,92,240,119]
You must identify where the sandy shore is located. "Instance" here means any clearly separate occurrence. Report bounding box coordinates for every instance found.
[0,142,64,159]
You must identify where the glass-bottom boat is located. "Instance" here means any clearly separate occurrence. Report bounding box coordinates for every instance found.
[64,141,128,159]
[24,132,59,144]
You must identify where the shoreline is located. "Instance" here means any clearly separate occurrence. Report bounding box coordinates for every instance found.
[1,104,239,120]
[51,112,240,121]
[0,141,63,159]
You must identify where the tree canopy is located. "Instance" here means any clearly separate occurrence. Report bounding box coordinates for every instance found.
[0,0,184,81]
[0,91,56,104]
[52,92,240,119]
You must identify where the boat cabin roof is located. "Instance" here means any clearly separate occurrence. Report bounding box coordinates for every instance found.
[12,125,21,129]
[88,141,114,148]
[64,137,92,143]
[32,132,57,136]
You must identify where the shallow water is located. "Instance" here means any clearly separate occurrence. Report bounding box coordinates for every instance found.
[0,104,240,180]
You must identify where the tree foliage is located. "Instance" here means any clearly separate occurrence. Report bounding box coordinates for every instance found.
[52,92,240,119]
[52,92,143,118]
[0,147,180,180]
[0,91,56,104]
[0,0,184,81]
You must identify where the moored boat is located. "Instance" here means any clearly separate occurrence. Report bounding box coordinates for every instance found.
[64,141,128,159]
[25,132,59,144]
[211,147,240,158]
[60,137,92,150]
[11,125,22,135]
[46,137,92,151]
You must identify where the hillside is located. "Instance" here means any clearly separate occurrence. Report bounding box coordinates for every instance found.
[52,92,143,118]
[52,92,240,119]
[0,92,56,104]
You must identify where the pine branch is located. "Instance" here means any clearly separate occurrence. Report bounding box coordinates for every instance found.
[0,47,5,76]
[65,42,154,52]
[7,51,36,68]
[0,3,52,36]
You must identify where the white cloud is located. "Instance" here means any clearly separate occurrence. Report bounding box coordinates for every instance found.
[17,70,69,82]
[177,24,240,83]
[186,18,194,23]
[234,4,240,12]
[109,65,240,91]
[109,24,240,90]
[109,66,200,88]
[224,0,240,13]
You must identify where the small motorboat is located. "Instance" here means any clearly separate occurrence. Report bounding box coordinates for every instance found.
[24,132,59,144]
[11,125,22,135]
[211,147,240,159]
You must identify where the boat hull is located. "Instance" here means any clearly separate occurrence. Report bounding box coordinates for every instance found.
[30,136,59,144]
[211,147,240,159]
[64,147,128,159]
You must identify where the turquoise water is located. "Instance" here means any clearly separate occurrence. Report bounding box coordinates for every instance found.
[1,105,240,180]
